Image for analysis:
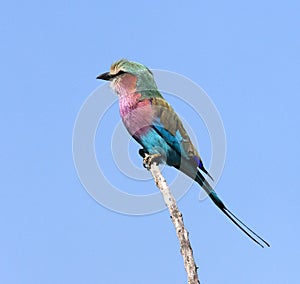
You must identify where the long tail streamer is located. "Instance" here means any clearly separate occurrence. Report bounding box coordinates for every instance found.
[196,171,270,248]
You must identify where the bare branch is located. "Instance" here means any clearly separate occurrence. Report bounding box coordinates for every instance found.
[143,154,200,284]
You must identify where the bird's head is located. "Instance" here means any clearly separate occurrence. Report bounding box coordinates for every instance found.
[97,59,158,96]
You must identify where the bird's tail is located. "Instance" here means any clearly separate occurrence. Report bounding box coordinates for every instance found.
[195,171,270,248]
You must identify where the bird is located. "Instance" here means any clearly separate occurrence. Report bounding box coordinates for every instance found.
[97,59,270,248]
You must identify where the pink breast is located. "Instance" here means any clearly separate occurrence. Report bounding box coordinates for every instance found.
[120,97,153,137]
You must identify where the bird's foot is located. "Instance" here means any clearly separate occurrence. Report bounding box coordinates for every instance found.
[143,153,162,170]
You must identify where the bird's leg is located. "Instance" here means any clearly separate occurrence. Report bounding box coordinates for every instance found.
[142,152,162,170]
[139,149,151,168]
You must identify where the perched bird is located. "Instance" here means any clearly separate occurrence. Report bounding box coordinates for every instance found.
[97,59,269,248]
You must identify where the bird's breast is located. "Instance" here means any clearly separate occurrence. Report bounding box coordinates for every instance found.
[119,97,153,137]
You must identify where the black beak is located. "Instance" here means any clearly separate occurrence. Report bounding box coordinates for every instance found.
[96,72,112,81]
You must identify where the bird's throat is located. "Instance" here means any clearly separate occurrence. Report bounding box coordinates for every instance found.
[112,73,138,97]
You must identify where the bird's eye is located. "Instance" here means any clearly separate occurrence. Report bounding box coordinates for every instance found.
[111,70,126,78]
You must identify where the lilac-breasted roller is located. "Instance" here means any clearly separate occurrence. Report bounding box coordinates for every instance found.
[97,59,269,248]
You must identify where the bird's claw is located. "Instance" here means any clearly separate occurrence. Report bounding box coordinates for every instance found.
[143,153,162,169]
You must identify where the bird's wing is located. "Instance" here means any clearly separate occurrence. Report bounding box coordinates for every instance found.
[148,97,212,178]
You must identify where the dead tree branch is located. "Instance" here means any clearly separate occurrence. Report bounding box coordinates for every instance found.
[142,153,200,284]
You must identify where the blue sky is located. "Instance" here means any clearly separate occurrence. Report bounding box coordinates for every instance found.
[1,0,299,283]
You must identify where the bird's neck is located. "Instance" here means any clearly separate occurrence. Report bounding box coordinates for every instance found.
[111,73,142,117]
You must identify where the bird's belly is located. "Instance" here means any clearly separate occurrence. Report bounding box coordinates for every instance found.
[139,129,180,165]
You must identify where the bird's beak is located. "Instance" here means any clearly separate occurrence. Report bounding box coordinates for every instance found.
[96,72,112,81]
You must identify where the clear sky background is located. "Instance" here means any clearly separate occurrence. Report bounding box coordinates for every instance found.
[1,1,299,283]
